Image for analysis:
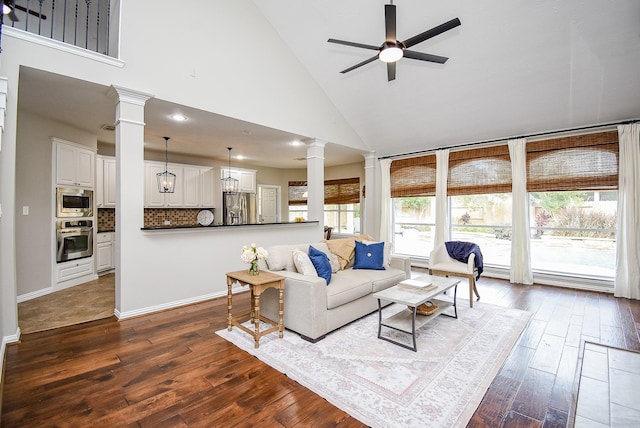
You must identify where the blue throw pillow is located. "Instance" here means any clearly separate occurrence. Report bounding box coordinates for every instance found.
[308,245,332,285]
[353,241,385,270]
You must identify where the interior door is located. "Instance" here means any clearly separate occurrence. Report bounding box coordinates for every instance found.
[260,186,278,223]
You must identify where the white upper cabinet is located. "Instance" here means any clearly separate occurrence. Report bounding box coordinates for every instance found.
[144,161,215,208]
[96,155,116,208]
[220,167,256,193]
[54,139,95,188]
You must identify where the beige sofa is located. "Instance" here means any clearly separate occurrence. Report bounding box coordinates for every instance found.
[258,240,411,342]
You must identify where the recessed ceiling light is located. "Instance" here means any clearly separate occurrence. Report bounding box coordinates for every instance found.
[242,130,252,136]
[290,140,302,146]
[170,113,187,122]
[235,154,244,160]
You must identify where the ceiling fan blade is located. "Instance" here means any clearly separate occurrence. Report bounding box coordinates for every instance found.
[403,50,449,64]
[387,62,396,82]
[402,17,461,49]
[340,55,379,74]
[384,4,396,43]
[328,38,379,51]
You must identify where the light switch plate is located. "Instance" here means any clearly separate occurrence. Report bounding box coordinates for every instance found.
[22,206,29,215]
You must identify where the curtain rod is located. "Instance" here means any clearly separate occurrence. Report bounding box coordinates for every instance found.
[379,119,639,160]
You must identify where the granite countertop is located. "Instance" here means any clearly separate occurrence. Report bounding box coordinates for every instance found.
[97,229,115,233]
[141,221,318,231]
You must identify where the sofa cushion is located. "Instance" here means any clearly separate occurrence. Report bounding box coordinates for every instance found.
[309,245,332,284]
[325,270,372,309]
[353,241,385,270]
[292,250,317,276]
[350,267,407,292]
[266,244,299,271]
[363,240,392,268]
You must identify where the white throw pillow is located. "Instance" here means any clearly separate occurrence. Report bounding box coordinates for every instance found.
[292,250,318,276]
[363,240,392,268]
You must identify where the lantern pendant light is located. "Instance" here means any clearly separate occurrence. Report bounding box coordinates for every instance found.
[156,136,176,193]
[221,147,239,193]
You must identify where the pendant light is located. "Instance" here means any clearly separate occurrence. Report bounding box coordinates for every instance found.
[156,136,176,193]
[221,147,239,193]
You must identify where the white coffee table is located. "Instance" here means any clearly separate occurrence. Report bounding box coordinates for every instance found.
[373,275,460,351]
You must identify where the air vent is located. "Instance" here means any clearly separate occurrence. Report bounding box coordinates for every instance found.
[100,124,116,131]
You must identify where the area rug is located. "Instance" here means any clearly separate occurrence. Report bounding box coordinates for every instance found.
[216,300,531,428]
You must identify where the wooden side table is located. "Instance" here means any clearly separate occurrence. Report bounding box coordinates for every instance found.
[225,270,285,348]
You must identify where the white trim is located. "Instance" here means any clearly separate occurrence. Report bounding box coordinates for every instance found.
[1,328,21,380]
[114,287,247,320]
[3,27,125,68]
[17,286,54,303]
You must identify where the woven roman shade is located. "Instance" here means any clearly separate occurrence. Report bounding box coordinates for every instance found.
[390,154,437,197]
[324,178,360,204]
[526,131,618,191]
[288,178,361,205]
[288,181,308,205]
[448,145,512,195]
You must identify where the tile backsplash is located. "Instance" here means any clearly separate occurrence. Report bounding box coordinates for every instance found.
[98,208,216,229]
[97,208,115,231]
[144,208,214,227]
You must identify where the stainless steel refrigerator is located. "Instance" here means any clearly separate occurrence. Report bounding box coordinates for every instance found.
[222,192,257,225]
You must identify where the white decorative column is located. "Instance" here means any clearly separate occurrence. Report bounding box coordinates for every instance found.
[306,139,325,232]
[108,86,153,316]
[363,152,378,238]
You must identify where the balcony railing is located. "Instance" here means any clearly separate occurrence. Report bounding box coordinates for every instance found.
[2,0,117,57]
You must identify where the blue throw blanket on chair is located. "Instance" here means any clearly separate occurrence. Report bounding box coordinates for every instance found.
[445,241,483,280]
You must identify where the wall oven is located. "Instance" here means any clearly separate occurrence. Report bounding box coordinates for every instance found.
[56,220,94,263]
[57,187,93,218]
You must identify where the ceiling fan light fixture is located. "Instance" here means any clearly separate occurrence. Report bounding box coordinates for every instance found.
[2,4,12,14]
[379,45,403,63]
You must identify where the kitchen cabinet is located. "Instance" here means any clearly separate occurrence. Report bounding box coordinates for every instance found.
[54,139,95,188]
[200,167,215,207]
[96,232,114,272]
[96,155,116,208]
[144,162,183,207]
[183,166,201,207]
[56,257,94,283]
[144,161,215,208]
[220,167,256,193]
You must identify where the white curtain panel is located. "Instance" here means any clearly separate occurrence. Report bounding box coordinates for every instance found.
[434,149,450,247]
[615,124,640,299]
[508,138,533,284]
[379,159,392,243]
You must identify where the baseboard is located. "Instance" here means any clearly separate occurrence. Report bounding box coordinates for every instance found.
[1,327,21,388]
[114,285,247,320]
[17,287,54,303]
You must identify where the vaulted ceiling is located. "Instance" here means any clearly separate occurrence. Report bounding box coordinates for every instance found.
[254,0,640,157]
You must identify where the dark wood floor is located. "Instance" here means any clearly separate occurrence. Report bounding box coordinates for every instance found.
[2,274,639,427]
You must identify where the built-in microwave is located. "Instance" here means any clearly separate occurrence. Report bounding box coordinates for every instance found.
[56,187,93,218]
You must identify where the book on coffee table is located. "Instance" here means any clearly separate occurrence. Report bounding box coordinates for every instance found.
[398,279,437,291]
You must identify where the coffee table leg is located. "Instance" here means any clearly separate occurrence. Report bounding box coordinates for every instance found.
[377,299,383,339]
[453,283,458,319]
[411,306,417,351]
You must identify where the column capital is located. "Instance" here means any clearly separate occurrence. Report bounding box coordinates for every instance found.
[108,85,154,106]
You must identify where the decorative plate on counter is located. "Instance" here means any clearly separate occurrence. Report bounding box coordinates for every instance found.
[197,209,214,226]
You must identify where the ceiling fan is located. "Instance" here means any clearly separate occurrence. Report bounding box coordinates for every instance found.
[2,0,48,22]
[328,1,460,81]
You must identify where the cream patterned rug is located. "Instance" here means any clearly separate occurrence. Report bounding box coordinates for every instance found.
[217,300,531,428]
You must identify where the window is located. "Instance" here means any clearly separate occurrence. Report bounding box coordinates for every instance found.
[527,131,618,278]
[288,178,361,233]
[390,155,437,257]
[448,145,513,267]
